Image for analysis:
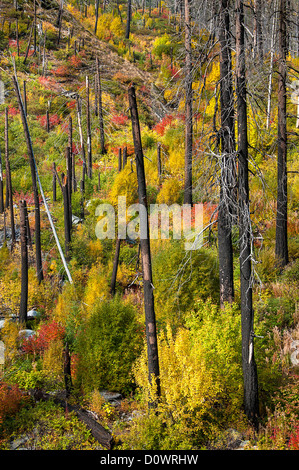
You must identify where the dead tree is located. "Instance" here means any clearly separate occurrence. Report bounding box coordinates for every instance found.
[68,116,76,192]
[118,147,122,172]
[236,0,259,428]
[76,97,87,180]
[23,81,27,116]
[125,0,132,39]
[4,107,15,246]
[157,142,162,180]
[62,174,71,261]
[96,57,106,155]
[184,0,193,205]
[19,200,28,324]
[0,146,3,214]
[128,85,160,406]
[66,147,72,228]
[275,0,289,268]
[86,76,92,179]
[218,0,235,307]
[110,238,121,296]
[13,75,44,283]
[94,0,100,34]
[52,162,57,202]
[123,146,127,167]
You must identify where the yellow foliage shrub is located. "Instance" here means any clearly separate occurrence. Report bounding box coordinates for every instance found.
[110,165,138,207]
[83,264,110,315]
[42,339,64,382]
[133,324,221,430]
[156,178,183,205]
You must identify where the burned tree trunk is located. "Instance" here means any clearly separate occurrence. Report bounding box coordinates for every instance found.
[128,85,160,406]
[13,75,44,283]
[235,0,259,427]
[96,57,106,155]
[53,163,57,202]
[218,0,235,307]
[125,0,132,39]
[110,238,121,296]
[4,107,15,247]
[19,200,28,324]
[184,0,193,205]
[62,174,71,261]
[86,76,92,179]
[275,0,289,268]
[0,146,3,214]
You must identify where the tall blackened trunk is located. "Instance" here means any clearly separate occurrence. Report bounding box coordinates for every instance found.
[235,0,259,427]
[13,75,44,283]
[110,238,121,296]
[128,86,160,406]
[0,146,4,214]
[19,200,28,324]
[125,0,132,39]
[254,0,264,63]
[275,0,288,268]
[4,107,15,246]
[184,0,193,205]
[218,0,235,307]
[94,0,100,34]
[86,76,92,179]
[96,57,106,155]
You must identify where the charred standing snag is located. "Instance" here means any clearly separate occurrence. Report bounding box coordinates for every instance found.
[128,85,160,406]
[236,0,259,427]
[275,0,288,268]
[13,75,44,283]
[218,0,235,308]
[4,107,15,247]
[19,200,28,324]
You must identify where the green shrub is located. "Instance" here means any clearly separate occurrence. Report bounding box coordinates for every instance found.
[152,240,219,328]
[74,297,143,394]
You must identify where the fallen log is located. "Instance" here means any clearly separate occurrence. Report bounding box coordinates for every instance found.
[29,389,114,449]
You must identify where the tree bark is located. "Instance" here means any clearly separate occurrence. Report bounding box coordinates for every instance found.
[235,0,259,428]
[110,238,121,296]
[86,76,92,179]
[125,0,132,39]
[0,146,3,214]
[128,86,160,406]
[4,107,15,247]
[52,162,57,202]
[254,0,263,63]
[96,57,106,155]
[218,0,235,308]
[13,75,44,283]
[19,200,28,324]
[62,174,71,261]
[184,0,193,205]
[275,0,288,268]
[94,0,100,34]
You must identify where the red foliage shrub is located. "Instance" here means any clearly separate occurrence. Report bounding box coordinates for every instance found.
[7,106,19,116]
[153,115,174,136]
[37,113,61,129]
[111,113,129,127]
[22,320,65,356]
[0,383,26,424]
[289,426,299,450]
[69,54,82,68]
[66,100,76,109]
[14,190,42,205]
[52,65,71,77]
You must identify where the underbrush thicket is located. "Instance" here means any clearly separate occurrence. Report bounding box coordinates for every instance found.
[0,0,298,451]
